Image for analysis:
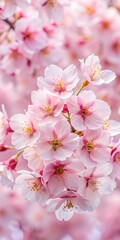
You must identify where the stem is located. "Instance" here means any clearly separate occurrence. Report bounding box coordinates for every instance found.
[4,19,14,30]
[13,149,24,160]
[76,80,89,96]
[62,113,68,119]
[0,144,15,151]
[5,145,15,150]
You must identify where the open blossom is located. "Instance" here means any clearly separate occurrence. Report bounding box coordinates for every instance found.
[103,119,120,136]
[1,42,27,74]
[0,0,120,225]
[80,54,116,85]
[37,64,79,99]
[15,171,49,205]
[10,112,40,149]
[67,90,111,131]
[78,165,116,209]
[29,88,64,121]
[39,0,70,21]
[0,0,29,19]
[77,129,111,167]
[36,119,79,161]
[15,18,48,52]
[43,159,83,196]
[47,191,91,221]
[23,145,44,171]
[77,0,107,25]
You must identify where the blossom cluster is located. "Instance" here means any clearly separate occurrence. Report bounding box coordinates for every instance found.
[1,53,120,221]
[0,0,120,229]
[0,0,120,120]
[2,186,120,240]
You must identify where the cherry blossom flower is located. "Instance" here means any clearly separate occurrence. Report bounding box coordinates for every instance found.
[77,129,111,167]
[43,159,83,195]
[23,145,44,171]
[36,119,79,161]
[0,160,16,188]
[1,0,29,19]
[110,142,120,180]
[15,18,48,52]
[0,0,119,223]
[103,119,120,136]
[10,112,40,149]
[77,0,107,26]
[103,33,120,73]
[37,64,79,99]
[67,90,111,131]
[78,165,116,209]
[80,54,116,85]
[29,88,64,121]
[39,0,70,22]
[47,191,91,221]
[1,42,27,74]
[15,171,49,205]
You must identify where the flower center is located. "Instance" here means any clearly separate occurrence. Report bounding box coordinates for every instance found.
[47,0,56,7]
[51,139,62,151]
[103,120,110,129]
[89,180,98,190]
[55,166,64,175]
[10,49,19,59]
[112,41,120,53]
[55,79,65,93]
[21,122,35,137]
[64,200,73,210]
[86,142,94,152]
[23,29,33,41]
[100,20,111,29]
[31,181,40,191]
[25,178,41,192]
[114,152,120,162]
[88,64,102,80]
[80,107,89,118]
[43,105,53,116]
[85,6,95,15]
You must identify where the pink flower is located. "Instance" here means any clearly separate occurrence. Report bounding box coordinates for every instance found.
[77,129,111,167]
[43,159,83,195]
[36,119,79,161]
[23,145,44,171]
[37,64,79,99]
[10,112,40,149]
[110,142,120,180]
[47,191,91,221]
[103,33,120,72]
[0,106,9,145]
[0,163,14,188]
[77,0,107,25]
[103,119,120,136]
[15,171,49,205]
[1,42,27,74]
[39,0,70,22]
[78,165,116,209]
[15,18,48,52]
[29,88,63,121]
[1,0,29,19]
[80,54,116,85]
[67,90,111,131]
[0,154,18,188]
